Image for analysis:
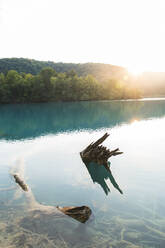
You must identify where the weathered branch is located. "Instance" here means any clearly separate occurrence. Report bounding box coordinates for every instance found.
[57,206,92,223]
[13,174,28,192]
[80,133,123,172]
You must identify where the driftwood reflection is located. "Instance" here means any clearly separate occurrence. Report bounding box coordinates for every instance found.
[84,161,123,195]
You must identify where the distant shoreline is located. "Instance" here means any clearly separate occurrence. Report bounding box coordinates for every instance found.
[1,97,165,105]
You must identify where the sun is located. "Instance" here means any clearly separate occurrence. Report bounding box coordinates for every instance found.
[127,66,144,76]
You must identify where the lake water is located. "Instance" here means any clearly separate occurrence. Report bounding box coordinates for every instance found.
[0,100,165,248]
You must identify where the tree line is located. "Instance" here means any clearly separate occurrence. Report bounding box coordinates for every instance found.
[0,58,127,82]
[0,67,141,103]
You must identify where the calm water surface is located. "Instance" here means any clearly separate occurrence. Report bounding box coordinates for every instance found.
[0,100,165,248]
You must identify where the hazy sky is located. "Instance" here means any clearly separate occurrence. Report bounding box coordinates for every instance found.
[1,0,165,72]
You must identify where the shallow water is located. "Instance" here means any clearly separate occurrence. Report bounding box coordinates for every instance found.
[0,100,165,248]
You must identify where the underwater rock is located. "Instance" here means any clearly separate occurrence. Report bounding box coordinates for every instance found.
[124,231,141,242]
[13,233,27,246]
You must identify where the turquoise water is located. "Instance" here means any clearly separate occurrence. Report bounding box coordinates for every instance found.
[0,100,165,248]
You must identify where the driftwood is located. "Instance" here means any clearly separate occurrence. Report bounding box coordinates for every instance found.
[13,175,92,223]
[12,171,92,223]
[80,133,123,172]
[13,174,28,192]
[57,206,92,223]
[80,133,123,194]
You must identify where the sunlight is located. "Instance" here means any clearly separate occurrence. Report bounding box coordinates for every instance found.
[127,66,144,76]
[130,119,139,124]
[1,0,165,71]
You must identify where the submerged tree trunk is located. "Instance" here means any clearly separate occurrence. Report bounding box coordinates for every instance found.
[57,206,92,223]
[13,173,92,223]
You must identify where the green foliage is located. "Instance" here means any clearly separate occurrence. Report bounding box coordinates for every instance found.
[1,58,165,98]
[0,58,127,81]
[0,67,141,103]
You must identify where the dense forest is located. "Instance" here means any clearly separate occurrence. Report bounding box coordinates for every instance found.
[0,58,127,82]
[1,58,165,98]
[0,67,140,103]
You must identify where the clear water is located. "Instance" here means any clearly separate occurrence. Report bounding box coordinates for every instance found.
[0,100,165,248]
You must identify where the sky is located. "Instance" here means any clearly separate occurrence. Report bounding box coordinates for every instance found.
[1,0,165,73]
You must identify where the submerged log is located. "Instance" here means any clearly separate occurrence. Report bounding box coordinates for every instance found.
[13,174,28,192]
[80,132,123,172]
[57,206,92,223]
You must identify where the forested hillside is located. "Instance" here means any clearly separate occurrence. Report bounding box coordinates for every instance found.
[1,58,165,98]
[1,57,165,100]
[0,58,127,82]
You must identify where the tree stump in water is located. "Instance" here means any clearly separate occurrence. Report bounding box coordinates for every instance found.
[80,133,123,172]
